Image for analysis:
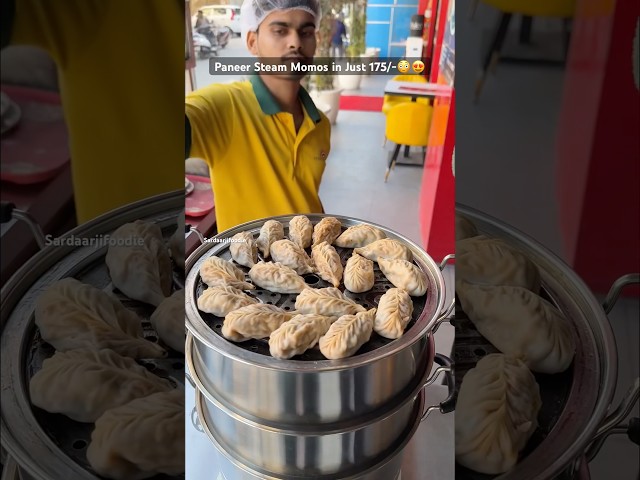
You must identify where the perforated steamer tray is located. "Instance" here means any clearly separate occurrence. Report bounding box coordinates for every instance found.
[1,192,186,480]
[186,214,447,363]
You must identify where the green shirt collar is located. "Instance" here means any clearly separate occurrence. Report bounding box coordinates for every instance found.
[249,74,322,124]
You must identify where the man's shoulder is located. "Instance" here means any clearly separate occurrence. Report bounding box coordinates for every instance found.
[186,80,252,106]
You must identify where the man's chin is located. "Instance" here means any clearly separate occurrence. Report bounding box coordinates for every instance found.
[274,73,307,82]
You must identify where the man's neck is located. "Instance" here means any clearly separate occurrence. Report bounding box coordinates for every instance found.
[259,75,302,115]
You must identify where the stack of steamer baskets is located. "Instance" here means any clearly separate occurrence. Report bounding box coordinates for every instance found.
[185,214,456,480]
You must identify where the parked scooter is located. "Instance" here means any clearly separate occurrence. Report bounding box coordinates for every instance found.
[193,30,219,58]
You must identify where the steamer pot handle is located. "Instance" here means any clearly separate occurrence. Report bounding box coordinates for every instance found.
[0,201,46,249]
[421,354,456,422]
[186,224,207,245]
[191,407,205,433]
[602,273,639,314]
[439,253,455,271]
[585,377,640,462]
[432,299,455,334]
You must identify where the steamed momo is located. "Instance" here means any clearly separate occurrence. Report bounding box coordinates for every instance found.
[456,281,576,374]
[312,217,342,247]
[222,304,296,342]
[354,239,413,263]
[343,253,374,293]
[319,308,376,359]
[295,287,366,317]
[456,236,540,291]
[150,289,185,353]
[229,232,258,268]
[335,224,386,248]
[197,285,258,317]
[29,349,173,423]
[270,239,314,275]
[455,354,541,474]
[87,389,184,480]
[455,213,479,242]
[249,261,308,293]
[256,220,284,258]
[35,278,166,358]
[378,257,428,297]
[105,220,172,307]
[311,241,343,287]
[289,215,313,249]
[269,314,335,359]
[374,288,413,339]
[199,255,254,290]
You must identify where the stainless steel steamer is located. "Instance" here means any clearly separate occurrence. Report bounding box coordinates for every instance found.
[1,191,185,480]
[455,204,639,480]
[191,385,426,480]
[186,333,453,477]
[185,214,455,427]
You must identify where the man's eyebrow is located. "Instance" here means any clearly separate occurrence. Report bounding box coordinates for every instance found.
[267,21,316,29]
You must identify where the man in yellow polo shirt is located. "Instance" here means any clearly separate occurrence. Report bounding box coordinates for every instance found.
[185,0,331,232]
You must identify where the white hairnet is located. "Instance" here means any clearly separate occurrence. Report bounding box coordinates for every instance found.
[241,0,322,41]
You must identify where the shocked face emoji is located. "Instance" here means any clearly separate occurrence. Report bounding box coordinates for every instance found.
[412,60,425,74]
[397,60,410,73]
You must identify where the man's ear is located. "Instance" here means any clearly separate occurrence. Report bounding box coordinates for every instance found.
[246,31,259,56]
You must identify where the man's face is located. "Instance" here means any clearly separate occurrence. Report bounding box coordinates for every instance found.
[247,9,317,80]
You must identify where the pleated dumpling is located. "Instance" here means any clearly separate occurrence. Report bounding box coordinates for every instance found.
[197,285,258,317]
[289,215,313,249]
[35,278,166,358]
[312,217,342,247]
[295,287,366,317]
[222,304,296,342]
[378,257,428,297]
[87,389,184,480]
[456,236,540,291]
[199,255,254,290]
[29,349,173,423]
[248,261,308,293]
[150,289,185,353]
[311,241,343,287]
[256,220,284,258]
[270,239,314,275]
[269,314,335,359]
[354,238,413,263]
[456,282,576,373]
[335,224,386,248]
[229,232,258,268]
[455,213,479,242]
[319,308,376,359]
[168,211,185,270]
[343,253,374,293]
[455,354,541,474]
[374,288,413,339]
[105,220,173,307]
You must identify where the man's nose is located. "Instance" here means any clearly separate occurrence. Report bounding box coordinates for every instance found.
[287,32,302,50]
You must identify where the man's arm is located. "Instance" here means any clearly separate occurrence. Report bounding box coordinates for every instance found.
[185,85,235,169]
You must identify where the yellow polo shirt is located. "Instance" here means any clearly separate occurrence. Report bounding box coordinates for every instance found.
[185,75,330,232]
[4,0,184,222]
